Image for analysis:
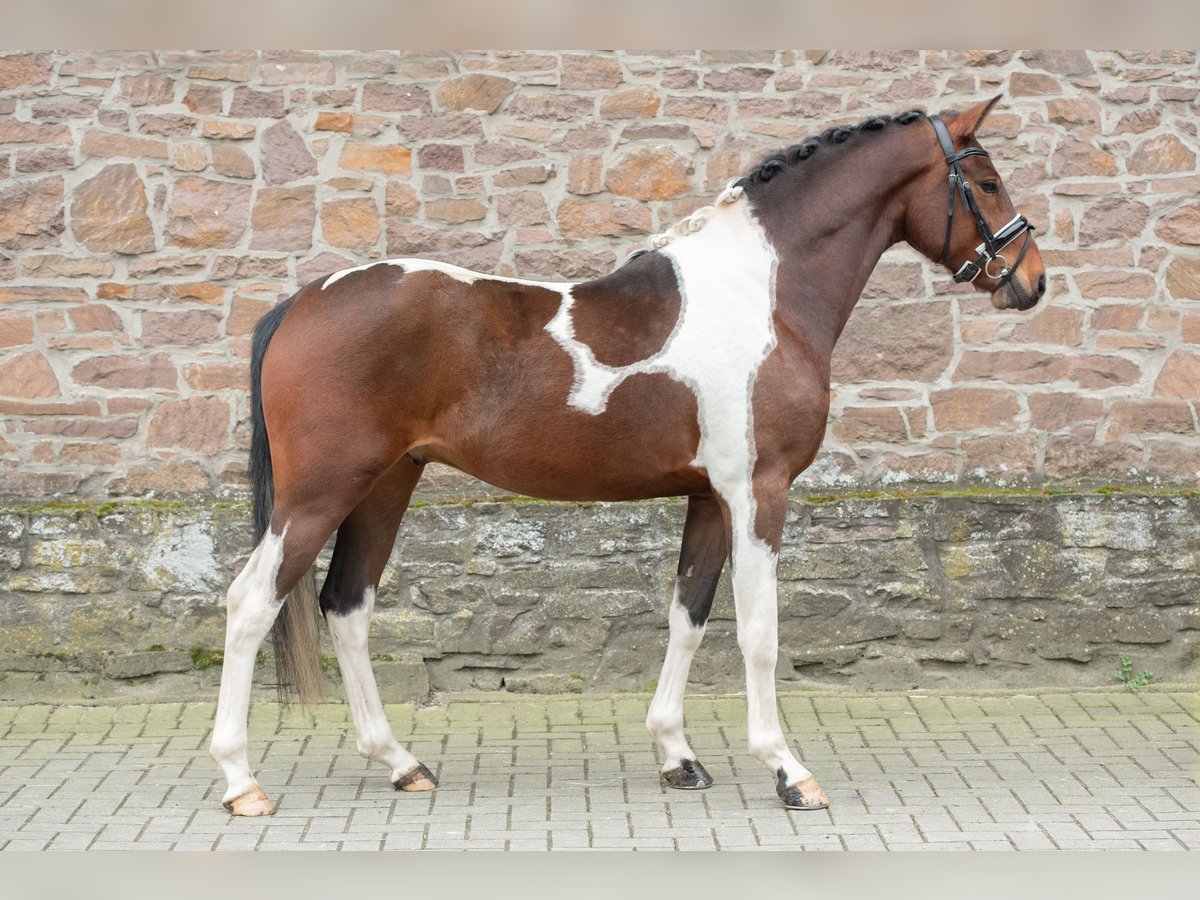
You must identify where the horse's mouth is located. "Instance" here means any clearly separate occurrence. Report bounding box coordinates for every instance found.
[990,280,1040,312]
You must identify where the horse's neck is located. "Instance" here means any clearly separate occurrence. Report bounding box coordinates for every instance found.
[751,140,927,365]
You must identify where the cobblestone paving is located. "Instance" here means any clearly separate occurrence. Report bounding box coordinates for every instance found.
[0,689,1196,850]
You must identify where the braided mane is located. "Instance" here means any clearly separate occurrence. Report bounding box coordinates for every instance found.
[641,108,933,253]
[735,108,928,192]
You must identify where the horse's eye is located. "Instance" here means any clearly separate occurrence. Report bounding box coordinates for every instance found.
[980,180,999,194]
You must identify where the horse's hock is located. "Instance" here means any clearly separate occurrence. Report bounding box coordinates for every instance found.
[0,489,1195,701]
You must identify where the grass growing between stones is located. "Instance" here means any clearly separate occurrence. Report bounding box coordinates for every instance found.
[627,678,658,694]
[7,498,191,517]
[802,485,1198,505]
[188,646,224,670]
[5,485,1195,520]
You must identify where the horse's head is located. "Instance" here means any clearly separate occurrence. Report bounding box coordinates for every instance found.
[905,96,1046,311]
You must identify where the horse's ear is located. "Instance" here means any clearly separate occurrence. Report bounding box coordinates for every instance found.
[948,95,1002,139]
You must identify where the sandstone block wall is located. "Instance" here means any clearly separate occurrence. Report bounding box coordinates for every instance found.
[0,50,1197,499]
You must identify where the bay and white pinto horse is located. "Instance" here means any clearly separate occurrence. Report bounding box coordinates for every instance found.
[211,98,1046,815]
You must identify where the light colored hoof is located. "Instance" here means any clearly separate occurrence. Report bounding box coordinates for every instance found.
[393,762,438,792]
[223,786,276,817]
[777,773,829,811]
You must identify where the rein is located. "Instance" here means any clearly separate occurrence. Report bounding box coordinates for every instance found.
[928,114,1033,289]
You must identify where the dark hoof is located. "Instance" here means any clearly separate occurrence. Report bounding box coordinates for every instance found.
[777,774,829,811]
[393,763,438,792]
[661,759,713,790]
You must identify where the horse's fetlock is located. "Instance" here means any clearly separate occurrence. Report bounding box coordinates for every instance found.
[355,731,391,762]
[645,711,666,738]
[748,738,783,768]
[209,737,235,765]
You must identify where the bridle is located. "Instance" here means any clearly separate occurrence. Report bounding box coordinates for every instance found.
[928,114,1033,289]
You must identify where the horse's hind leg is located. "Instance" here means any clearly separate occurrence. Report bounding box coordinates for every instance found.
[210,492,360,816]
[647,493,727,790]
[322,458,437,792]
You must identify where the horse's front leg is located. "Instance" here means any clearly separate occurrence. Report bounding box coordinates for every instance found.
[646,492,728,789]
[726,478,829,811]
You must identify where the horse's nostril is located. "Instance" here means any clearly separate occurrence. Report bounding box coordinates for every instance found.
[1036,274,1047,299]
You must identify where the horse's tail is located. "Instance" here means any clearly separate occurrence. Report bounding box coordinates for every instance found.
[249,296,324,707]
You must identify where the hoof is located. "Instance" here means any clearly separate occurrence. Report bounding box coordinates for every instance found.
[393,762,438,792]
[777,772,829,811]
[223,786,275,817]
[661,759,714,790]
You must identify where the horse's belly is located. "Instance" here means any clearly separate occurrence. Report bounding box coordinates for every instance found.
[425,370,709,502]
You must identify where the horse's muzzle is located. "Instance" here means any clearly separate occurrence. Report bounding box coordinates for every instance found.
[992,271,1046,311]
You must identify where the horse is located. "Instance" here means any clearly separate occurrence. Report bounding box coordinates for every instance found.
[209,96,1047,816]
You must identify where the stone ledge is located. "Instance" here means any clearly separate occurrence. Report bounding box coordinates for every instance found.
[0,489,1196,702]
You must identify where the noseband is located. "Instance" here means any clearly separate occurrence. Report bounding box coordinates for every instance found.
[929,114,1033,288]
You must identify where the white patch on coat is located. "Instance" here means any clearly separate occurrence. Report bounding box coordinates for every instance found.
[544,197,777,552]
[326,588,421,781]
[210,523,289,806]
[322,257,573,291]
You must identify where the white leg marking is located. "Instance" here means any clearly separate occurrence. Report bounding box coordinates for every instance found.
[210,524,288,809]
[646,598,706,770]
[326,588,421,782]
[545,199,777,439]
[731,539,812,787]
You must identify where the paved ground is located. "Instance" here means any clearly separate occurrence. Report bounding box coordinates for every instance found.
[0,688,1196,850]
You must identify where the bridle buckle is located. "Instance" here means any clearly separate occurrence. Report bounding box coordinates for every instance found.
[953,259,982,283]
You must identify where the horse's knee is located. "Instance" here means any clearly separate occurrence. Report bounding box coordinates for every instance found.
[736,623,778,671]
[672,623,705,654]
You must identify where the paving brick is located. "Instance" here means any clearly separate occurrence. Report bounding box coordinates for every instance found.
[1,689,1195,851]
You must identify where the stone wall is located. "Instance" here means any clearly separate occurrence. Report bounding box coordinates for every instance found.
[0,490,1195,702]
[1,50,1198,498]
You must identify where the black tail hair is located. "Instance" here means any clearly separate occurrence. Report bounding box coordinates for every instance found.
[249,298,293,542]
[248,296,324,706]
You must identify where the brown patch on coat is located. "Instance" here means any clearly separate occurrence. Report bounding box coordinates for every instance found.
[747,341,831,551]
[568,251,682,367]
